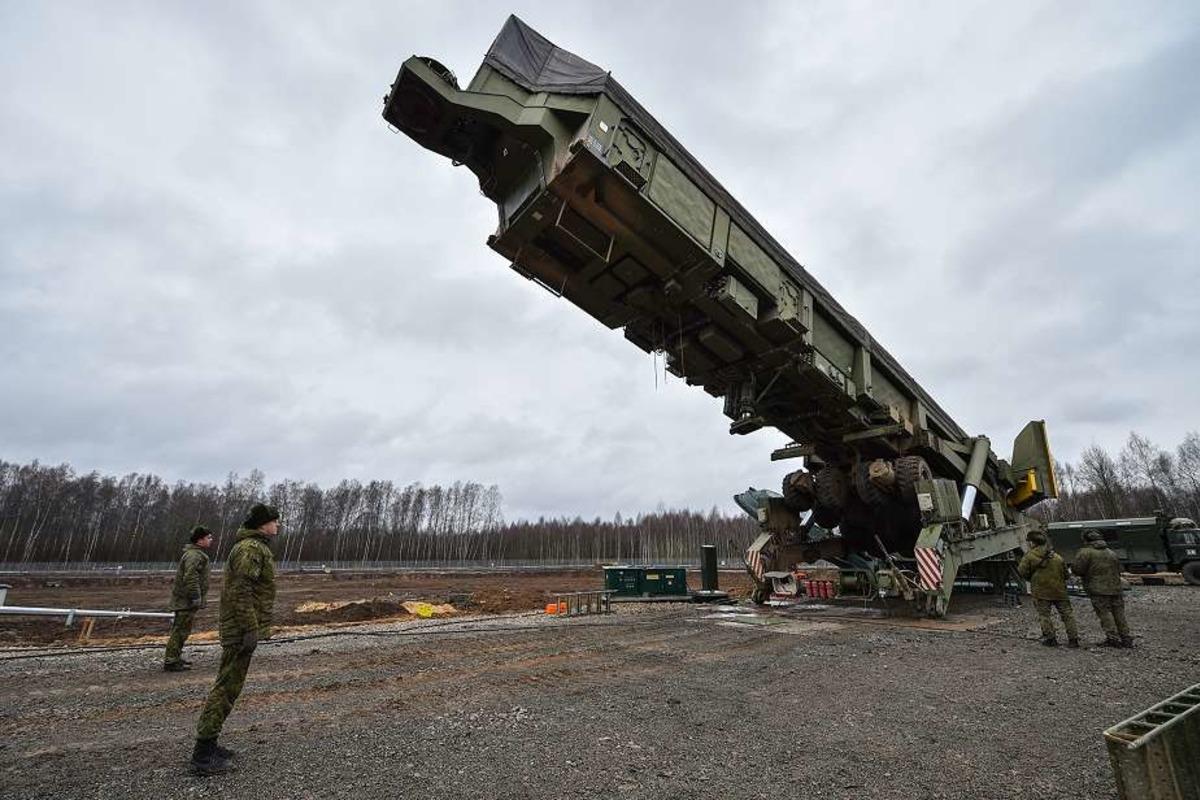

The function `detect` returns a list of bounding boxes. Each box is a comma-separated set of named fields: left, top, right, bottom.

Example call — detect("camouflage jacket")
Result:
left=218, top=528, right=277, bottom=647
left=1073, top=542, right=1123, bottom=596
left=168, top=544, right=210, bottom=611
left=1018, top=545, right=1069, bottom=601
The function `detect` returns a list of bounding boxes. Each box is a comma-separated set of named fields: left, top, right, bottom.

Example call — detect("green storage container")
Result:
left=604, top=565, right=689, bottom=597
left=642, top=567, right=688, bottom=596
left=604, top=566, right=643, bottom=597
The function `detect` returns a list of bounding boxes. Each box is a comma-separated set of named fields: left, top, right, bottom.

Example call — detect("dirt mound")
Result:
left=292, top=596, right=455, bottom=624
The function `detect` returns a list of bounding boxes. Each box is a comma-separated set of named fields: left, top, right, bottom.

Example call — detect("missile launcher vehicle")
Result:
left=382, top=16, right=1059, bottom=615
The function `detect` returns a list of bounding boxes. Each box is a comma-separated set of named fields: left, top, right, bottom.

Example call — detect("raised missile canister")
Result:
left=384, top=17, right=1058, bottom=614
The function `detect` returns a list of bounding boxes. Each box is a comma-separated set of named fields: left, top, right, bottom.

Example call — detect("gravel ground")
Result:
left=2, top=586, right=1198, bottom=800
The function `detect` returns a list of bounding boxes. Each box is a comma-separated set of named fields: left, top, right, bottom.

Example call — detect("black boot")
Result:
left=164, top=661, right=191, bottom=672
left=191, top=738, right=234, bottom=775
left=1067, top=638, right=1080, bottom=649
left=1099, top=637, right=1121, bottom=647
left=1039, top=635, right=1058, bottom=647
left=1120, top=635, right=1135, bottom=649
left=214, top=742, right=238, bottom=760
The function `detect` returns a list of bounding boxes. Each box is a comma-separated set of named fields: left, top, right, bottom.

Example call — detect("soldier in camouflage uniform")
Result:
left=163, top=526, right=213, bottom=671
left=1073, top=529, right=1133, bottom=648
left=1017, top=530, right=1079, bottom=648
left=190, top=504, right=279, bottom=776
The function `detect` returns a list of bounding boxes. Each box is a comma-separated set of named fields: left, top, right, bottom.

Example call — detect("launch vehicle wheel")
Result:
left=853, top=462, right=889, bottom=507
left=781, top=470, right=814, bottom=512
left=814, top=466, right=849, bottom=510
left=894, top=456, right=933, bottom=501
left=1183, top=561, right=1200, bottom=586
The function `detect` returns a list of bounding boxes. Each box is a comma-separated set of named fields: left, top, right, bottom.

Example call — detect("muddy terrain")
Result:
left=0, top=568, right=754, bottom=645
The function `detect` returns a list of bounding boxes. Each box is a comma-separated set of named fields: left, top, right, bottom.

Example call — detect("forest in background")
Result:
left=2, top=429, right=1196, bottom=566
left=1035, top=431, right=1200, bottom=523
left=0, top=461, right=757, bottom=565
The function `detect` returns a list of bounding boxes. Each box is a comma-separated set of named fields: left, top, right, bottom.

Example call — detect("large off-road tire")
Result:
left=781, top=470, right=814, bottom=512
left=853, top=461, right=889, bottom=507
left=1183, top=561, right=1200, bottom=587
left=812, top=466, right=849, bottom=530
left=894, top=455, right=933, bottom=501
left=814, top=466, right=849, bottom=510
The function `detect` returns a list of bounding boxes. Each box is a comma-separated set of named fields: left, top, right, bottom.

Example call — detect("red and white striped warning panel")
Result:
left=748, top=548, right=765, bottom=580
left=915, top=546, right=942, bottom=591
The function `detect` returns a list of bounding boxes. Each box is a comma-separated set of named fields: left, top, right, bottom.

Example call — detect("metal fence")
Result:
left=1105, top=682, right=1200, bottom=799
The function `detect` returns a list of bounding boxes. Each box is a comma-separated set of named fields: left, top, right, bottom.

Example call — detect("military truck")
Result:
left=382, top=16, right=1059, bottom=615
left=1047, top=513, right=1200, bottom=585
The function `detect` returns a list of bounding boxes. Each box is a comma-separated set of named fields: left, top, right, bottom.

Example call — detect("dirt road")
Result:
left=2, top=584, right=1198, bottom=799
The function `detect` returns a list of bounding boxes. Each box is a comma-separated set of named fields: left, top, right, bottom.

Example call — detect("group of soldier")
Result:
left=1017, top=528, right=1135, bottom=649
left=162, top=502, right=280, bottom=775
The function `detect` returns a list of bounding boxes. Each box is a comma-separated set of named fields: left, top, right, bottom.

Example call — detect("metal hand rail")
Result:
left=0, top=605, right=174, bottom=627
left=551, top=590, right=614, bottom=616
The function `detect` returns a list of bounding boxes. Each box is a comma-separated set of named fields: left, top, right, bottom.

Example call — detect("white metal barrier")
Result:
left=0, top=605, right=174, bottom=626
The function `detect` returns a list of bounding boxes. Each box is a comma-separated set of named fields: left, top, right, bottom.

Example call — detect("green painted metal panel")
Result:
left=812, top=310, right=854, bottom=375
left=728, top=224, right=783, bottom=296
left=641, top=567, right=688, bottom=596
left=646, top=156, right=714, bottom=248
left=606, top=120, right=655, bottom=188
left=872, top=368, right=910, bottom=422
left=604, top=565, right=687, bottom=596
left=604, top=566, right=642, bottom=596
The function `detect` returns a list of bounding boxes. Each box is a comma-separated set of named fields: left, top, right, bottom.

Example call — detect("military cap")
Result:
left=189, top=525, right=213, bottom=543
left=243, top=503, right=280, bottom=529
left=1082, top=529, right=1103, bottom=543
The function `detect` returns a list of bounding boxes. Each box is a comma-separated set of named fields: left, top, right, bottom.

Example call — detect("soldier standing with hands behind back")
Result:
left=1073, top=529, right=1134, bottom=648
left=190, top=503, right=280, bottom=775
left=164, top=526, right=212, bottom=672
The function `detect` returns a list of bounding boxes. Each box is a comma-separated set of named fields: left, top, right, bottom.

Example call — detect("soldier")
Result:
left=1073, top=529, right=1133, bottom=648
left=190, top=503, right=279, bottom=775
left=1017, top=530, right=1079, bottom=648
left=163, top=525, right=213, bottom=672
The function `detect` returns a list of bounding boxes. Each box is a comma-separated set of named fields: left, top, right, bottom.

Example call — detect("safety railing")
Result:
left=1104, top=681, right=1200, bottom=799
left=0, top=605, right=174, bottom=626
left=548, top=590, right=614, bottom=617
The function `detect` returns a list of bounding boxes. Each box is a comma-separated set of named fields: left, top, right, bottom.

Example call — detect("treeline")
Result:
left=0, top=460, right=758, bottom=565
left=1035, top=431, right=1200, bottom=523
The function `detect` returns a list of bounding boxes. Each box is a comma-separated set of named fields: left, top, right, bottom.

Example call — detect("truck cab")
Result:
left=1166, top=518, right=1200, bottom=585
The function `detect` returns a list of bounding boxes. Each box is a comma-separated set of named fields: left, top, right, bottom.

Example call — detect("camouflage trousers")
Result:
left=1089, top=594, right=1130, bottom=641
left=1034, top=598, right=1078, bottom=641
left=164, top=609, right=196, bottom=665
left=196, top=645, right=254, bottom=741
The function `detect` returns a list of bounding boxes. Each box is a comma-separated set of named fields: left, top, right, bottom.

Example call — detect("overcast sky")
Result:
left=2, top=1, right=1198, bottom=521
